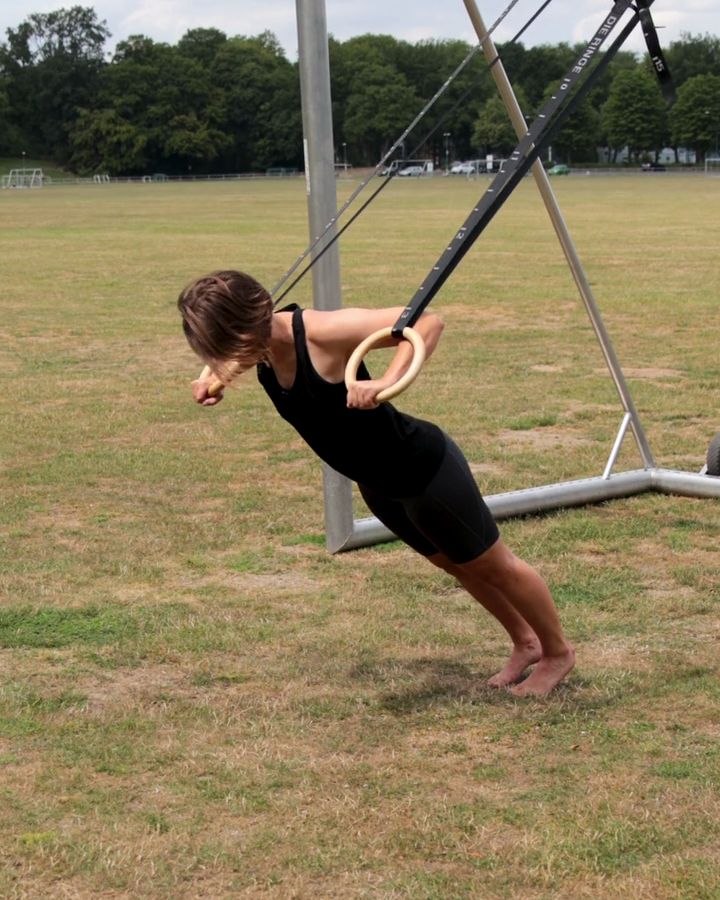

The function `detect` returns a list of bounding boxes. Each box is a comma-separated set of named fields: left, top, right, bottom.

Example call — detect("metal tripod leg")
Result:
left=462, top=0, right=655, bottom=470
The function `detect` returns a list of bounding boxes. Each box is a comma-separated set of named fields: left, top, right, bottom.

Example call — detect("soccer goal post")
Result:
left=704, top=157, right=720, bottom=175
left=1, top=168, right=44, bottom=189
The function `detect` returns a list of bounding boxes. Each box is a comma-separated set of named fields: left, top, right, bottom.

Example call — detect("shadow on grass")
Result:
left=350, top=656, right=584, bottom=714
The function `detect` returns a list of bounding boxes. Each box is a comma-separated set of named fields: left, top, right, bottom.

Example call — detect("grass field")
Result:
left=1, top=173, right=720, bottom=898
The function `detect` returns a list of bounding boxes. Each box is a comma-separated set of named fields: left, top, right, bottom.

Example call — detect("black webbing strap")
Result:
left=637, top=0, right=676, bottom=104
left=273, top=0, right=555, bottom=309
left=270, top=0, right=526, bottom=306
left=390, top=0, right=646, bottom=337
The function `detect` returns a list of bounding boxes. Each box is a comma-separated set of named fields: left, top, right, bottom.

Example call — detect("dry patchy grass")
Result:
left=0, top=175, right=719, bottom=897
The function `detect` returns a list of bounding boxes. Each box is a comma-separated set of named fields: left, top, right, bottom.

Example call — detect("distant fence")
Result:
left=1, top=166, right=710, bottom=190
left=29, top=171, right=306, bottom=187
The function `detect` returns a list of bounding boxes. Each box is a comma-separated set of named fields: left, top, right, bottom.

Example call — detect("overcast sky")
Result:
left=1, top=1, right=717, bottom=59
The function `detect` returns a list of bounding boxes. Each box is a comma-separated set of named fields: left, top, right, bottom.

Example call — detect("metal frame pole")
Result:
left=461, top=0, right=655, bottom=469
left=296, top=0, right=355, bottom=552
left=292, top=1, right=720, bottom=553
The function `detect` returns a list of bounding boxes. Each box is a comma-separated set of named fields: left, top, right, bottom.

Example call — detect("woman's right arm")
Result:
left=191, top=365, right=224, bottom=406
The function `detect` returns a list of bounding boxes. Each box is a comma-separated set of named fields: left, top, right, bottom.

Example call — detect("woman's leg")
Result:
left=432, top=540, right=574, bottom=696
left=359, top=467, right=574, bottom=696
left=428, top=550, right=542, bottom=688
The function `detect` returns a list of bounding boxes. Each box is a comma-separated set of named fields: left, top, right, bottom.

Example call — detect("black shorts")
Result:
left=358, top=436, right=500, bottom=564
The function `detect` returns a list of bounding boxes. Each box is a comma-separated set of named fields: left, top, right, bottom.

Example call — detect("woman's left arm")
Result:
left=307, top=306, right=444, bottom=408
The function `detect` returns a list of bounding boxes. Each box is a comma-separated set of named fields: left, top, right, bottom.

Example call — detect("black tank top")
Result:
left=257, top=306, right=446, bottom=496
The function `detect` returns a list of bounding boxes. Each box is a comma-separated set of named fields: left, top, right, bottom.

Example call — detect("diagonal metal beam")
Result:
left=461, top=0, right=655, bottom=470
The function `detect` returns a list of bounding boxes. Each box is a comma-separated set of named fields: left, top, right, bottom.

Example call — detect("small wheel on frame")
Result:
left=706, top=432, right=720, bottom=477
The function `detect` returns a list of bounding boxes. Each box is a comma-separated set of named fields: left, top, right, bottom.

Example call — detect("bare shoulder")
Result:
left=302, top=307, right=407, bottom=349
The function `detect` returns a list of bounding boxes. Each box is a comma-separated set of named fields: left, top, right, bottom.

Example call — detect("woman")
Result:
left=179, top=269, right=575, bottom=696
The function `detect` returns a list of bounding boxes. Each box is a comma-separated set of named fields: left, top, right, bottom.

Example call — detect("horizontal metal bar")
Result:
left=487, top=468, right=654, bottom=518
left=331, top=515, right=396, bottom=553
left=338, top=469, right=651, bottom=551
left=650, top=468, right=720, bottom=498
left=336, top=468, right=720, bottom=552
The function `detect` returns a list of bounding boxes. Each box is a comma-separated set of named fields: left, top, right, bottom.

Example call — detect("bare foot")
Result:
left=510, top=646, right=576, bottom=697
left=487, top=641, right=542, bottom=688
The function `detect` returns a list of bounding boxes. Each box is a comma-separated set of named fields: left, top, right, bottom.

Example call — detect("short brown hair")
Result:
left=178, top=270, right=273, bottom=379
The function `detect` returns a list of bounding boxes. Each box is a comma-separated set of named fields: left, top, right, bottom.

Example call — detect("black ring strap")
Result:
left=636, top=0, right=676, bottom=104
left=391, top=0, right=655, bottom=337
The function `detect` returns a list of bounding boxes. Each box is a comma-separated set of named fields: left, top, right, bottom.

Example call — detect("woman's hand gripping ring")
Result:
left=344, top=326, right=426, bottom=403
left=205, top=360, right=242, bottom=398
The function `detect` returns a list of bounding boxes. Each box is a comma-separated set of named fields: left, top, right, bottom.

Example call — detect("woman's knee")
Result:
left=427, top=552, right=460, bottom=576
left=454, top=539, right=519, bottom=587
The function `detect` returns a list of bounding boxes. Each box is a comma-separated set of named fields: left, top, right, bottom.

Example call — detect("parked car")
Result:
left=449, top=161, right=475, bottom=175
left=397, top=165, right=425, bottom=177
left=547, top=163, right=570, bottom=175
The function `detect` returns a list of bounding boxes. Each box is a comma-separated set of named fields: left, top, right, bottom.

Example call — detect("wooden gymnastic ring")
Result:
left=204, top=361, right=241, bottom=398
left=207, top=378, right=225, bottom=398
left=344, top=326, right=426, bottom=403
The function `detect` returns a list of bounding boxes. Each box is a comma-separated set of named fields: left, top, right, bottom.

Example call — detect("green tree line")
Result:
left=1, top=6, right=720, bottom=175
